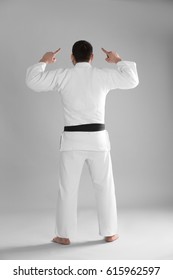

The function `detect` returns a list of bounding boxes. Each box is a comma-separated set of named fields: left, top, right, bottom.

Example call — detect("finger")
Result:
left=101, top=47, right=109, bottom=54
left=53, top=48, right=61, bottom=55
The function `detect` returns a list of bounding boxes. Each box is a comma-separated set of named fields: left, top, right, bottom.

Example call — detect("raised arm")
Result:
left=101, top=48, right=139, bottom=90
left=26, top=48, right=64, bottom=92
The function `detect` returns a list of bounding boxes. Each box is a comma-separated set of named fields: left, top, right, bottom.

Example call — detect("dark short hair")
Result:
left=72, top=40, right=93, bottom=62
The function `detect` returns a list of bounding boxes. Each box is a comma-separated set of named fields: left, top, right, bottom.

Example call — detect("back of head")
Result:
left=72, top=40, right=93, bottom=63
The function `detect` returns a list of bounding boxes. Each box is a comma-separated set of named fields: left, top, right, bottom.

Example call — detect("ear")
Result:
left=71, top=54, right=76, bottom=65
left=90, top=53, right=94, bottom=62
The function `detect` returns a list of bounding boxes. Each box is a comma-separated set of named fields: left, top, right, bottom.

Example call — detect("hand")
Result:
left=101, top=48, right=122, bottom=63
left=39, top=48, right=61, bottom=64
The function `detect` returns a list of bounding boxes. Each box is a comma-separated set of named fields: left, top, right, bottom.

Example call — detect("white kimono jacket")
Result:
left=26, top=61, right=139, bottom=151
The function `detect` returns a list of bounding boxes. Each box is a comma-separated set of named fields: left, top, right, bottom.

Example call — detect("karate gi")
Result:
left=26, top=60, right=139, bottom=238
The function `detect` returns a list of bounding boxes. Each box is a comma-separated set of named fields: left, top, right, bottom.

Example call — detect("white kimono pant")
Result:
left=55, top=150, right=117, bottom=238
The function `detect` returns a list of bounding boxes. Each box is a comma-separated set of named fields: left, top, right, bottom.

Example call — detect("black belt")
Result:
left=64, top=123, right=105, bottom=132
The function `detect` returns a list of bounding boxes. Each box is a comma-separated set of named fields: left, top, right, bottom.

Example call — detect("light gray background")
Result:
left=0, top=0, right=172, bottom=211
left=0, top=0, right=173, bottom=260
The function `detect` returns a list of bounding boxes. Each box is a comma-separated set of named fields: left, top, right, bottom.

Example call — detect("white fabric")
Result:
left=26, top=61, right=139, bottom=127
left=26, top=59, right=139, bottom=238
left=26, top=61, right=139, bottom=151
left=55, top=150, right=117, bottom=238
left=59, top=130, right=111, bottom=151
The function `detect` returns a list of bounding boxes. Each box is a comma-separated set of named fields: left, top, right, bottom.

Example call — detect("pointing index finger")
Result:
left=101, top=47, right=109, bottom=54
left=53, top=48, right=61, bottom=55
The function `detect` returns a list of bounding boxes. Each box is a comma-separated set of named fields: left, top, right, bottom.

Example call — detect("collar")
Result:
left=74, top=62, right=92, bottom=68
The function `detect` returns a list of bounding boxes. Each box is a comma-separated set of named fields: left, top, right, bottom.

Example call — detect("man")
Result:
left=26, top=40, right=139, bottom=245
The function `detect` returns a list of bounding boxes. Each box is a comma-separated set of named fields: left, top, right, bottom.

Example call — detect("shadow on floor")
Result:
left=0, top=239, right=106, bottom=260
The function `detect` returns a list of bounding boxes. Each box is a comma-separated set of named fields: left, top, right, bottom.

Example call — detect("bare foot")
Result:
left=52, top=236, right=70, bottom=245
left=105, top=234, right=119, bottom=242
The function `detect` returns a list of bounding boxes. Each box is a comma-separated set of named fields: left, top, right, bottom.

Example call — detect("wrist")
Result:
left=114, top=58, right=122, bottom=64
left=39, top=58, right=48, bottom=64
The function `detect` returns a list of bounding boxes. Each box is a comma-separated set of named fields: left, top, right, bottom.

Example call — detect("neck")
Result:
left=73, top=59, right=92, bottom=65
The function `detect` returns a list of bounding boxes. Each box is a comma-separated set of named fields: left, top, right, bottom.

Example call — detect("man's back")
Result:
left=26, top=60, right=138, bottom=126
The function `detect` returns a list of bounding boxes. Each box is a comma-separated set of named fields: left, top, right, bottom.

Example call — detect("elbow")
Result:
left=123, top=69, right=139, bottom=89
left=129, top=78, right=139, bottom=89
left=125, top=75, right=139, bottom=89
